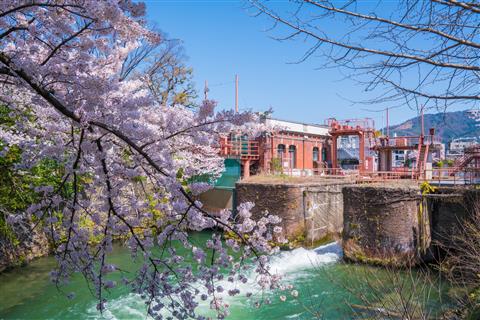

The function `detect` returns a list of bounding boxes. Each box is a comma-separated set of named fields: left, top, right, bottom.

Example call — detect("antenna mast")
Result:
left=204, top=80, right=209, bottom=100
left=235, top=74, right=239, bottom=113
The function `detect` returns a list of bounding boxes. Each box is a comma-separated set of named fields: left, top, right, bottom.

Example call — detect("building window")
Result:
left=277, top=144, right=286, bottom=160
left=313, top=147, right=319, bottom=162
left=289, top=145, right=297, bottom=168
left=322, top=147, right=328, bottom=162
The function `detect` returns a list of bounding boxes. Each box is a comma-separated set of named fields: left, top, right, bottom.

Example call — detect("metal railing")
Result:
left=350, top=167, right=480, bottom=185
left=220, top=138, right=259, bottom=160
left=258, top=164, right=480, bottom=186
left=312, top=167, right=360, bottom=176
left=373, top=135, right=442, bottom=148
left=424, top=167, right=480, bottom=186
left=327, top=118, right=375, bottom=131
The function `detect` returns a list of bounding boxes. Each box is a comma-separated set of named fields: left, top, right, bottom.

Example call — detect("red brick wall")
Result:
left=258, top=131, right=331, bottom=172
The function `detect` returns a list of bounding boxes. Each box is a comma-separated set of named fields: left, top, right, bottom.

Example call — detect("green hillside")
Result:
left=387, top=110, right=480, bottom=143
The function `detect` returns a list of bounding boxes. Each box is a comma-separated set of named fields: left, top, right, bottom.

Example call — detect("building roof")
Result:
left=264, top=117, right=330, bottom=136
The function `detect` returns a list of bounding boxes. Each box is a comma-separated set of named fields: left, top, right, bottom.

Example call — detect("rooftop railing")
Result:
left=327, top=118, right=375, bottom=131
left=220, top=138, right=259, bottom=160
left=373, top=135, right=442, bottom=148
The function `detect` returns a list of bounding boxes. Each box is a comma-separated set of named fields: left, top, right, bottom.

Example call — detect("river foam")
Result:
left=90, top=242, right=342, bottom=319
left=85, top=293, right=147, bottom=319
left=269, top=242, right=341, bottom=276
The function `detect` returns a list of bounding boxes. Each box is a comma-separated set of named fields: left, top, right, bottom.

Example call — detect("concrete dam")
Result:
left=235, top=177, right=480, bottom=266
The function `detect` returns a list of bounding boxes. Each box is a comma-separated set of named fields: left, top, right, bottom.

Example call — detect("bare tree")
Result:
left=436, top=201, right=480, bottom=319
left=249, top=0, right=480, bottom=112
left=121, top=32, right=197, bottom=107
left=288, top=263, right=449, bottom=320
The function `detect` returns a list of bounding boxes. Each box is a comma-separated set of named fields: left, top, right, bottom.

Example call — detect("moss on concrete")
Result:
left=343, top=238, right=416, bottom=267
left=307, top=233, right=337, bottom=248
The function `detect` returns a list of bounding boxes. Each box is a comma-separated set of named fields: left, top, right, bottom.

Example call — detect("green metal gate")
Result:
left=215, top=158, right=241, bottom=189
left=214, top=159, right=241, bottom=212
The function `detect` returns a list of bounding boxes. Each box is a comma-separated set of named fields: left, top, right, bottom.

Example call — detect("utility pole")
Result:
left=361, top=106, right=400, bottom=137
left=204, top=80, right=209, bottom=100
left=235, top=74, right=239, bottom=113
left=421, top=106, right=425, bottom=137
left=386, top=107, right=389, bottom=138
left=420, top=105, right=425, bottom=145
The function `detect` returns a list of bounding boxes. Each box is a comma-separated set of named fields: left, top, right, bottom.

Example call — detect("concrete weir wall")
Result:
left=235, top=180, right=349, bottom=244
left=303, top=184, right=344, bottom=243
left=342, top=185, right=422, bottom=266
left=236, top=178, right=479, bottom=266
left=342, top=185, right=480, bottom=266
left=424, top=188, right=480, bottom=261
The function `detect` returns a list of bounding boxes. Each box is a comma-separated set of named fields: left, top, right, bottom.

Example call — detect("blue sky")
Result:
left=144, top=0, right=466, bottom=128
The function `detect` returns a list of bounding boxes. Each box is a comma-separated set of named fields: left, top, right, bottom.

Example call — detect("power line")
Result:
left=209, top=80, right=235, bottom=87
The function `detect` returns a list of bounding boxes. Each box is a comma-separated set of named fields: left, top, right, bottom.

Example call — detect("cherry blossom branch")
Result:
left=40, top=21, right=93, bottom=66
left=0, top=51, right=271, bottom=260
left=62, top=128, right=84, bottom=260
left=0, top=3, right=283, bottom=317
left=0, top=3, right=85, bottom=19
left=0, top=52, right=171, bottom=177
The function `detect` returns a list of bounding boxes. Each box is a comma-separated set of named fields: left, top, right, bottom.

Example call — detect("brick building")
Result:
left=221, top=118, right=332, bottom=178
left=258, top=118, right=332, bottom=176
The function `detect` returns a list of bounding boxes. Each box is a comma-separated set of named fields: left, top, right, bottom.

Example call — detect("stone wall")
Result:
left=0, top=215, right=50, bottom=272
left=342, top=184, right=480, bottom=266
left=424, top=188, right=480, bottom=261
left=342, top=185, right=422, bottom=266
left=236, top=183, right=305, bottom=240
left=235, top=180, right=348, bottom=244
left=198, top=188, right=233, bottom=214
left=237, top=179, right=480, bottom=266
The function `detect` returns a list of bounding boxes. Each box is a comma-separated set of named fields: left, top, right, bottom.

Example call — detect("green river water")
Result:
left=0, top=232, right=451, bottom=319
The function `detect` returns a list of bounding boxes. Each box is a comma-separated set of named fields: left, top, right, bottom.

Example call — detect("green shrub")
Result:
left=0, top=105, right=74, bottom=244
left=270, top=158, right=283, bottom=174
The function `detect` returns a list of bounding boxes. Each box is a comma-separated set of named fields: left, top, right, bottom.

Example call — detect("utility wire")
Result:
left=209, top=80, right=235, bottom=87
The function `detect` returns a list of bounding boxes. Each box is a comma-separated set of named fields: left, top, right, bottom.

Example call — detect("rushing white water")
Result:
left=268, top=242, right=342, bottom=276
left=85, top=293, right=147, bottom=319
left=88, top=242, right=342, bottom=320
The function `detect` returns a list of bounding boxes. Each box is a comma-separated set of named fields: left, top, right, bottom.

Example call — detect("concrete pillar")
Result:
left=425, top=162, right=432, bottom=180
left=243, top=159, right=250, bottom=178
left=378, top=149, right=392, bottom=172
left=331, top=135, right=338, bottom=174
left=359, top=133, right=365, bottom=173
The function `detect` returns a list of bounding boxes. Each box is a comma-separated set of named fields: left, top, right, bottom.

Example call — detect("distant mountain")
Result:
left=387, top=110, right=480, bottom=143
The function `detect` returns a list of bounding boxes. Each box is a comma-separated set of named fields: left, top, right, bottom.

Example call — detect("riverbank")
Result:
left=0, top=214, right=50, bottom=272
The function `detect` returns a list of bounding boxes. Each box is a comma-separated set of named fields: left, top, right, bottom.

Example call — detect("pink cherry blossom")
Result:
left=0, top=1, right=283, bottom=318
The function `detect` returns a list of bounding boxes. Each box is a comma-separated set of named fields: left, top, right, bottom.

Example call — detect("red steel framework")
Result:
left=327, top=118, right=375, bottom=174
left=372, top=134, right=442, bottom=179
left=219, top=137, right=259, bottom=160
left=219, top=136, right=259, bottom=178
left=218, top=118, right=479, bottom=184
left=450, top=145, right=480, bottom=176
